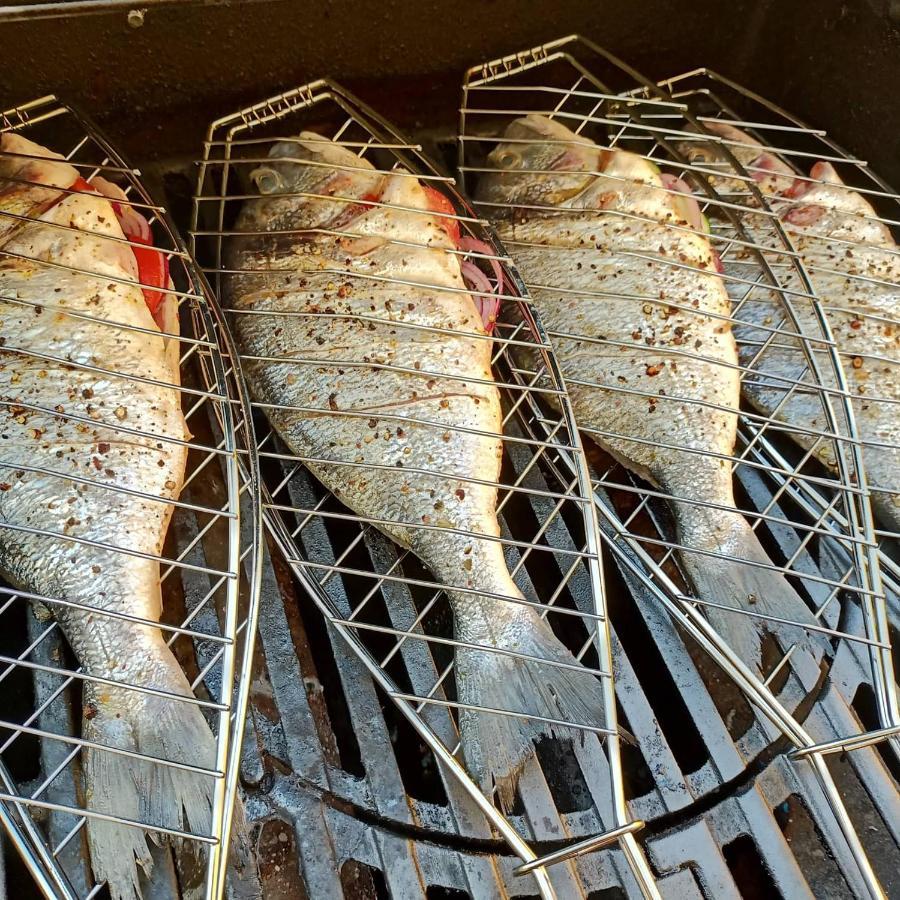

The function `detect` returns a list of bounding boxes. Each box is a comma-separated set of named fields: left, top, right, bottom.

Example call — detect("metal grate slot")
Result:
left=722, top=835, right=782, bottom=899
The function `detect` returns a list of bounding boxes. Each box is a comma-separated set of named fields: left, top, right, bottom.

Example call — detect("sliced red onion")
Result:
left=477, top=295, right=502, bottom=331
left=115, top=204, right=153, bottom=243
left=782, top=175, right=814, bottom=199
left=748, top=152, right=782, bottom=183
left=783, top=204, right=825, bottom=226
left=90, top=175, right=153, bottom=242
left=660, top=172, right=691, bottom=195
left=458, top=236, right=506, bottom=333
left=458, top=236, right=504, bottom=287
left=460, top=258, right=492, bottom=294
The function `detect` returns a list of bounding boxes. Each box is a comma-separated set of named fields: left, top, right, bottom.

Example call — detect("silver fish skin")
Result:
left=226, top=132, right=605, bottom=809
left=477, top=114, right=821, bottom=670
left=0, top=133, right=215, bottom=900
left=685, top=123, right=900, bottom=534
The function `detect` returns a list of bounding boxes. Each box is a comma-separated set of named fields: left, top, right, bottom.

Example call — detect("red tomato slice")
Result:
left=129, top=236, right=169, bottom=319
left=421, top=184, right=460, bottom=245
left=69, top=177, right=95, bottom=194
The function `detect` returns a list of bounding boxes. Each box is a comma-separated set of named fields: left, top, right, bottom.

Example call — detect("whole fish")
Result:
left=680, top=124, right=900, bottom=534
left=225, top=133, right=605, bottom=808
left=0, top=133, right=215, bottom=900
left=476, top=114, right=820, bottom=671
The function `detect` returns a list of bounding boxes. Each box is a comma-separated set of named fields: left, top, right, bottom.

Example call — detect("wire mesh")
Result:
left=190, top=79, right=658, bottom=896
left=459, top=35, right=896, bottom=899
left=0, top=96, right=262, bottom=900
left=646, top=67, right=900, bottom=757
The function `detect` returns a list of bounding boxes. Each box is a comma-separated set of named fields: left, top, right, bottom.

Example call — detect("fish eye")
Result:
left=250, top=166, right=283, bottom=195
left=493, top=149, right=521, bottom=169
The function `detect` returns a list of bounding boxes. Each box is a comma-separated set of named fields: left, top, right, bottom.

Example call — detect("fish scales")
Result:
left=506, top=220, right=740, bottom=537
left=681, top=123, right=900, bottom=532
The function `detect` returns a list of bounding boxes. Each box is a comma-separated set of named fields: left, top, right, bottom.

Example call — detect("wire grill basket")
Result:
left=191, top=79, right=659, bottom=896
left=459, top=35, right=897, bottom=898
left=647, top=67, right=900, bottom=748
left=0, top=96, right=262, bottom=900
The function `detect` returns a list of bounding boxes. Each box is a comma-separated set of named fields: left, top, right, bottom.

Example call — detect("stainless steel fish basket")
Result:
left=647, top=67, right=900, bottom=748
left=190, top=79, right=660, bottom=896
left=632, top=70, right=900, bottom=752
left=0, top=96, right=263, bottom=899
left=460, top=35, right=897, bottom=898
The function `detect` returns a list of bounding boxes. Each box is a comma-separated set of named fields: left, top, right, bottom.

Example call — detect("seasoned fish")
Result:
left=226, top=133, right=605, bottom=808
left=0, top=134, right=214, bottom=900
left=476, top=114, right=820, bottom=670
left=681, top=124, right=900, bottom=533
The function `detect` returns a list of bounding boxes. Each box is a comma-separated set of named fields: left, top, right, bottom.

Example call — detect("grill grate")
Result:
left=0, top=96, right=262, bottom=900
left=231, top=427, right=900, bottom=898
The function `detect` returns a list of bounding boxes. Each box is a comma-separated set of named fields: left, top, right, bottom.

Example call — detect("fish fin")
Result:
left=455, top=605, right=605, bottom=812
left=678, top=515, right=827, bottom=674
left=82, top=677, right=217, bottom=900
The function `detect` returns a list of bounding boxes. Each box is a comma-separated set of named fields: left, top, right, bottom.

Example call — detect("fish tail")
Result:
left=677, top=511, right=826, bottom=673
left=454, top=602, right=605, bottom=812
left=81, top=649, right=236, bottom=900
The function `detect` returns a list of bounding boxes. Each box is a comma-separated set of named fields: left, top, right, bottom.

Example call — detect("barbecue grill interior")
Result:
left=2, top=3, right=900, bottom=899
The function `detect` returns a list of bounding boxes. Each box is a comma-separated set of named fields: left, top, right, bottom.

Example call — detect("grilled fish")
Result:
left=680, top=123, right=900, bottom=534
left=225, top=133, right=605, bottom=808
left=476, top=114, right=820, bottom=670
left=0, top=133, right=214, bottom=900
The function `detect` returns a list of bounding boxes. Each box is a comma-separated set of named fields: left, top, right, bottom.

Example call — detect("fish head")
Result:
left=476, top=114, right=605, bottom=211
left=677, top=122, right=795, bottom=197
left=249, top=131, right=381, bottom=199
left=240, top=131, right=384, bottom=233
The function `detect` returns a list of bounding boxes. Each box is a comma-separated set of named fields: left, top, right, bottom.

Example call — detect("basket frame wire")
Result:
left=649, top=66, right=900, bottom=759
left=0, top=94, right=263, bottom=900
left=191, top=78, right=660, bottom=898
left=459, top=35, right=894, bottom=899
